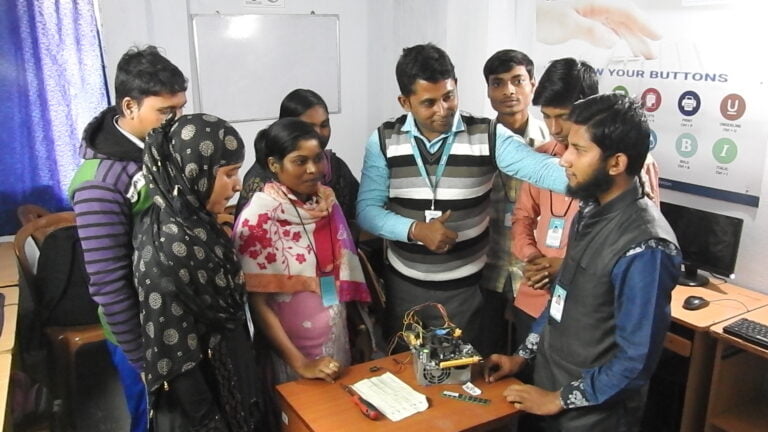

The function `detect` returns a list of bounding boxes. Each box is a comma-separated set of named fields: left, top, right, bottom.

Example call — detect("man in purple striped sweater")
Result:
left=68, top=45, right=187, bottom=432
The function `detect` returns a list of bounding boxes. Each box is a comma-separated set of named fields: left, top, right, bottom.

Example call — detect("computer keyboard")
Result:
left=723, top=318, right=768, bottom=350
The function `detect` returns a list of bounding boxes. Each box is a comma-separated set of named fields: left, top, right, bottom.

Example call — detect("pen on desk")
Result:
left=341, top=384, right=381, bottom=420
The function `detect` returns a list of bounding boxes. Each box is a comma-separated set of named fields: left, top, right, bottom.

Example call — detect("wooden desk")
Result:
left=705, top=306, right=768, bottom=432
left=277, top=353, right=521, bottom=431
left=0, top=242, right=18, bottom=288
left=0, top=286, right=19, bottom=307
left=666, top=282, right=768, bottom=432
left=0, top=286, right=18, bottom=432
left=0, top=303, right=18, bottom=354
left=0, top=286, right=20, bottom=355
left=0, top=353, right=11, bottom=431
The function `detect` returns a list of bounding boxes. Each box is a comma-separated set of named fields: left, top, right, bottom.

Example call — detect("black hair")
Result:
left=279, top=89, right=328, bottom=119
left=568, top=93, right=649, bottom=176
left=395, top=43, right=456, bottom=96
left=254, top=118, right=320, bottom=170
left=532, top=58, right=598, bottom=107
left=482, top=49, right=534, bottom=83
left=114, top=45, right=187, bottom=116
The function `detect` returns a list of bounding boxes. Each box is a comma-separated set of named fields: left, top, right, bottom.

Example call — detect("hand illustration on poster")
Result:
left=537, top=0, right=661, bottom=59
left=534, top=0, right=767, bottom=207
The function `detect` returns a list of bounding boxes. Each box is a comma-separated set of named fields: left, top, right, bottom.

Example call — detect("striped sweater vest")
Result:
left=68, top=158, right=151, bottom=351
left=379, top=114, right=497, bottom=284
left=68, top=159, right=152, bottom=217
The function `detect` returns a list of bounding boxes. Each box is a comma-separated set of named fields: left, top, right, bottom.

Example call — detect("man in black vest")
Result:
left=484, top=93, right=681, bottom=431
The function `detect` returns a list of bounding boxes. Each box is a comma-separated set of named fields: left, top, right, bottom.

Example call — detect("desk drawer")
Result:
left=664, top=332, right=692, bottom=357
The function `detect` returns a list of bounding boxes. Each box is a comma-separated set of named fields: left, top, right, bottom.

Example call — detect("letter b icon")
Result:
left=680, top=138, right=693, bottom=152
left=676, top=133, right=697, bottom=158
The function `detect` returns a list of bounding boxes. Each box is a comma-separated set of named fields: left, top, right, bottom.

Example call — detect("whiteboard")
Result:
left=191, top=14, right=340, bottom=123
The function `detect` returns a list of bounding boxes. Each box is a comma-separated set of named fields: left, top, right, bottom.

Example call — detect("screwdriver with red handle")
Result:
left=341, top=384, right=381, bottom=420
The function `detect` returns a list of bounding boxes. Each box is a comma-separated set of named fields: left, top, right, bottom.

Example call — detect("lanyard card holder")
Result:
left=320, top=274, right=339, bottom=306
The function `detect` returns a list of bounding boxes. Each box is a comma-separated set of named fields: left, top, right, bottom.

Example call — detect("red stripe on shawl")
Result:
left=244, top=273, right=319, bottom=294
left=243, top=272, right=369, bottom=303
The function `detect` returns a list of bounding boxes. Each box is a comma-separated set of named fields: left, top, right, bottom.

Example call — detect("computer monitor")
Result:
left=659, top=202, right=744, bottom=287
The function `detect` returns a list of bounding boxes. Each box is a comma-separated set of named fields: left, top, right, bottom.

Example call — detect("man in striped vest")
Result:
left=69, top=46, right=187, bottom=432
left=356, top=43, right=567, bottom=350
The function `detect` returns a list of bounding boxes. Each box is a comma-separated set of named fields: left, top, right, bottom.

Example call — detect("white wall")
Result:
left=96, top=0, right=370, bottom=184
left=365, top=0, right=538, bottom=126
left=95, top=0, right=768, bottom=294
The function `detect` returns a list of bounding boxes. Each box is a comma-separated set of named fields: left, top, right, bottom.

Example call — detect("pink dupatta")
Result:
left=234, top=182, right=370, bottom=303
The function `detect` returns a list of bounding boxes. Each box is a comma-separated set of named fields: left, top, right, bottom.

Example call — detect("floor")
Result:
left=12, top=262, right=131, bottom=431
left=72, top=342, right=130, bottom=431
left=17, top=341, right=130, bottom=432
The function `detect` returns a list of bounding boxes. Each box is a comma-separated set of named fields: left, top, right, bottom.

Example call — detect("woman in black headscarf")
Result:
left=133, top=113, right=268, bottom=431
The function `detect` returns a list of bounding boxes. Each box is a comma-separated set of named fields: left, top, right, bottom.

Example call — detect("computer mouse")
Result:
left=683, top=295, right=710, bottom=311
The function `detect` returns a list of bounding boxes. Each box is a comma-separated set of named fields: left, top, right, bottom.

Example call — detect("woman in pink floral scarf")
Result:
left=233, top=118, right=370, bottom=384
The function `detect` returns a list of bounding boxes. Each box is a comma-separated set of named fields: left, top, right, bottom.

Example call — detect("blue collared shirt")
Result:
left=356, top=112, right=567, bottom=241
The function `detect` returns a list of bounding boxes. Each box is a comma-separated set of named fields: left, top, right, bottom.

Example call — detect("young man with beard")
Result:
left=484, top=93, right=681, bottom=431
left=69, top=46, right=187, bottom=431
left=513, top=58, right=662, bottom=351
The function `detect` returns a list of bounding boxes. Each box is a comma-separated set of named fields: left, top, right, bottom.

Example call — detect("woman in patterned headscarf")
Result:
left=133, top=114, right=266, bottom=431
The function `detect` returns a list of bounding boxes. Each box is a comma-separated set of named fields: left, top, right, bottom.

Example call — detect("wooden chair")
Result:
left=16, top=204, right=51, bottom=235
left=13, top=211, right=105, bottom=426
left=354, top=247, right=389, bottom=359
left=357, top=247, right=385, bottom=313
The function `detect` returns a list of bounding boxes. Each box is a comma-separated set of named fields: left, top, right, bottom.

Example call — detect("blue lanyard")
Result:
left=410, top=133, right=455, bottom=210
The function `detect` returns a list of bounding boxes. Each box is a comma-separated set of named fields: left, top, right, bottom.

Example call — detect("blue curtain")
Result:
left=0, top=0, right=108, bottom=235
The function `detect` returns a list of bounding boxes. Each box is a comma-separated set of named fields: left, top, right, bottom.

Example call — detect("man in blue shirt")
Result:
left=356, top=43, right=566, bottom=349
left=484, top=93, right=681, bottom=431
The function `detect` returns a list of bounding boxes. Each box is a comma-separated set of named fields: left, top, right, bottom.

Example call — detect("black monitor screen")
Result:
left=660, top=201, right=743, bottom=285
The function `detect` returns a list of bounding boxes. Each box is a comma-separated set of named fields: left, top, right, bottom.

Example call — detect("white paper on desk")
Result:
left=352, top=372, right=428, bottom=421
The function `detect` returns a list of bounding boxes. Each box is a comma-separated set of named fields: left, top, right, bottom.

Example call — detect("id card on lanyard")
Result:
left=545, top=217, right=565, bottom=248
left=284, top=192, right=340, bottom=307
left=504, top=201, right=514, bottom=227
left=320, top=274, right=339, bottom=306
left=550, top=284, right=567, bottom=322
left=317, top=223, right=338, bottom=307
left=546, top=191, right=574, bottom=249
left=411, top=135, right=455, bottom=221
